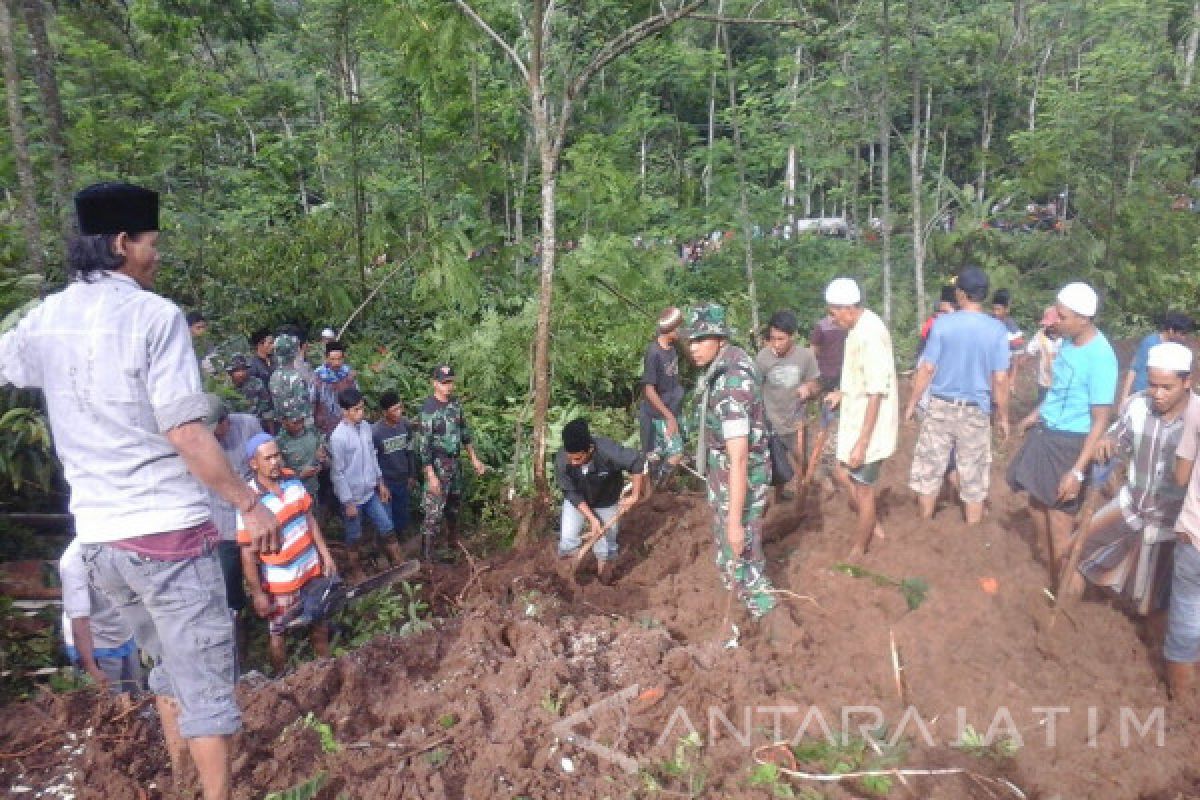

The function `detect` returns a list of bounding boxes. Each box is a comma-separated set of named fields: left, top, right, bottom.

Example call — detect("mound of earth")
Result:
left=5, top=378, right=1200, bottom=799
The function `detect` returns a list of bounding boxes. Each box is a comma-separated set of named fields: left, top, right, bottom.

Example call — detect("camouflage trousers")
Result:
left=707, top=476, right=776, bottom=618
left=421, top=457, right=463, bottom=542
left=908, top=397, right=991, bottom=503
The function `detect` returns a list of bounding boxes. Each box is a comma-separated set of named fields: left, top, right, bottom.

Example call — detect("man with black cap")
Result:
left=554, top=419, right=646, bottom=583
left=904, top=267, right=1011, bottom=525
left=418, top=365, right=487, bottom=560
left=0, top=183, right=280, bottom=800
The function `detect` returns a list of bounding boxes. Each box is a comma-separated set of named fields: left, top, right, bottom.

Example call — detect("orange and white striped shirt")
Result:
left=236, top=473, right=321, bottom=595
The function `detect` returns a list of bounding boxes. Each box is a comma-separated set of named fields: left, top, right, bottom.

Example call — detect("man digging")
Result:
left=554, top=418, right=646, bottom=584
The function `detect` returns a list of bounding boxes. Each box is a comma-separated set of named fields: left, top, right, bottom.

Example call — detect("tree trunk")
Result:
left=909, top=0, right=925, bottom=327
left=19, top=0, right=70, bottom=241
left=721, top=22, right=761, bottom=344
left=978, top=85, right=993, bottom=210
left=704, top=0, right=724, bottom=209
left=0, top=0, right=45, bottom=282
left=879, top=0, right=893, bottom=324
left=1184, top=0, right=1199, bottom=88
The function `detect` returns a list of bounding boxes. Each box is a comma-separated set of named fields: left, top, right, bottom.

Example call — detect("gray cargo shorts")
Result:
left=82, top=543, right=241, bottom=738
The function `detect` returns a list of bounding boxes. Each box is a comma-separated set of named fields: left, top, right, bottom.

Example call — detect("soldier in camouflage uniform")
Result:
left=684, top=304, right=777, bottom=619
left=418, top=365, right=487, bottom=561
left=276, top=410, right=328, bottom=500
left=226, top=353, right=275, bottom=432
left=269, top=333, right=314, bottom=426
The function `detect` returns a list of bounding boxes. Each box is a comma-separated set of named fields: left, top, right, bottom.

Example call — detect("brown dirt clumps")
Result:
left=5, top=382, right=1200, bottom=798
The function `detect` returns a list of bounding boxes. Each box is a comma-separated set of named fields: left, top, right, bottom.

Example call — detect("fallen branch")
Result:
left=765, top=589, right=824, bottom=611
left=344, top=733, right=452, bottom=757
left=455, top=542, right=490, bottom=604
left=751, top=742, right=1027, bottom=798
left=0, top=732, right=62, bottom=760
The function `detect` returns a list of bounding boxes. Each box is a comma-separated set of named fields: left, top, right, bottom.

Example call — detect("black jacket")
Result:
left=554, top=436, right=645, bottom=509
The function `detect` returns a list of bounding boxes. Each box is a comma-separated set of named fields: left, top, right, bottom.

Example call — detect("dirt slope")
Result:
left=5, top=386, right=1200, bottom=799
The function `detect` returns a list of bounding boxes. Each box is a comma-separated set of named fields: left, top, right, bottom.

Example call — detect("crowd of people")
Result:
left=4, top=181, right=1200, bottom=799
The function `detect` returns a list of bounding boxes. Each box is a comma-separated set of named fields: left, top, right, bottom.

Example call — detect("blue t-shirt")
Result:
left=1129, top=332, right=1161, bottom=393
left=920, top=311, right=1011, bottom=413
left=1040, top=331, right=1119, bottom=434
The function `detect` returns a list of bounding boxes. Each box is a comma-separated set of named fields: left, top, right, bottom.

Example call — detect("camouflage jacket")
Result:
left=270, top=365, right=314, bottom=422
left=236, top=375, right=274, bottom=422
left=696, top=344, right=770, bottom=486
left=418, top=396, right=472, bottom=469
left=276, top=424, right=327, bottom=495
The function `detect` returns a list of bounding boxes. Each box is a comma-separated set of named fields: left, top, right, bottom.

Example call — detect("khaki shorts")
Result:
left=82, top=544, right=240, bottom=738
left=908, top=396, right=992, bottom=503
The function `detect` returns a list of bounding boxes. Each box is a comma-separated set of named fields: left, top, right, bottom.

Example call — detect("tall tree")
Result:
left=0, top=0, right=44, bottom=281
left=452, top=0, right=704, bottom=534
left=19, top=0, right=71, bottom=240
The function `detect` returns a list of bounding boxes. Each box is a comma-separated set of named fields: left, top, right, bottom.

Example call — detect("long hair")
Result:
left=66, top=234, right=124, bottom=281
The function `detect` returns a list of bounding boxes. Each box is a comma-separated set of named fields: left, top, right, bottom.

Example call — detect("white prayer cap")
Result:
left=1056, top=282, right=1098, bottom=317
left=1147, top=342, right=1193, bottom=373
left=825, top=277, right=862, bottom=306
left=321, top=327, right=336, bottom=339
left=657, top=306, right=683, bottom=333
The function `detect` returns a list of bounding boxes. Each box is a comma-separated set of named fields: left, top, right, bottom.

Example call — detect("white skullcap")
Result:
left=825, top=277, right=862, bottom=306
left=657, top=306, right=683, bottom=333
left=1147, top=342, right=1193, bottom=373
left=1057, top=282, right=1098, bottom=318
left=321, top=327, right=336, bottom=339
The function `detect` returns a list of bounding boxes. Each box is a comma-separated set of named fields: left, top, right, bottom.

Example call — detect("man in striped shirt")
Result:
left=238, top=433, right=336, bottom=675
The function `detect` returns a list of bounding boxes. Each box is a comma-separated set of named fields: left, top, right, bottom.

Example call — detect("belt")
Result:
left=932, top=394, right=979, bottom=409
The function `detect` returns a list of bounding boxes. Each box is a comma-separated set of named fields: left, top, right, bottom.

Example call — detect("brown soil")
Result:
left=5, top=375, right=1200, bottom=799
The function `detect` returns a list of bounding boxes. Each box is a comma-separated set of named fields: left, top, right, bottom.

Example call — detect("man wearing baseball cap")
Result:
left=418, top=365, right=487, bottom=561
left=0, top=183, right=280, bottom=800
left=684, top=303, right=779, bottom=623
left=823, top=278, right=898, bottom=558
left=1009, top=281, right=1118, bottom=586
left=904, top=266, right=1010, bottom=525
left=1066, top=342, right=1192, bottom=619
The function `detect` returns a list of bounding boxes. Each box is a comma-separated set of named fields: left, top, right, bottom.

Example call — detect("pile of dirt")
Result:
left=5, top=379, right=1200, bottom=798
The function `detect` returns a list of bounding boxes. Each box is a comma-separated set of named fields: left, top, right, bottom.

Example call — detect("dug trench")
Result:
left=5, top=379, right=1200, bottom=799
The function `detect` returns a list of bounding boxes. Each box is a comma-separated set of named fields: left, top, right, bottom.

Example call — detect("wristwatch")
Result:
left=1070, top=468, right=1085, bottom=483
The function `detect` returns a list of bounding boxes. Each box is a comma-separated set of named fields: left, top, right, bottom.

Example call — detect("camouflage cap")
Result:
left=225, top=353, right=249, bottom=372
left=683, top=303, right=731, bottom=340
left=274, top=333, right=299, bottom=360
left=277, top=395, right=310, bottom=421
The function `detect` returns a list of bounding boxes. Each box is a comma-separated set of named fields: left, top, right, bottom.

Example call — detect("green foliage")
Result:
left=954, top=724, right=1021, bottom=760
left=642, top=732, right=707, bottom=797
left=540, top=689, right=565, bottom=717
left=332, top=581, right=431, bottom=653
left=263, top=771, right=327, bottom=800
left=0, top=392, right=57, bottom=495
left=792, top=730, right=909, bottom=797
left=833, top=563, right=930, bottom=611
left=0, top=596, right=63, bottom=702
left=301, top=711, right=340, bottom=754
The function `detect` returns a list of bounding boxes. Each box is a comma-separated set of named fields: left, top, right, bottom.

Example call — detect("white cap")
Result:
left=1057, top=282, right=1098, bottom=317
left=321, top=327, right=336, bottom=339
left=825, top=278, right=862, bottom=306
left=1147, top=342, right=1193, bottom=373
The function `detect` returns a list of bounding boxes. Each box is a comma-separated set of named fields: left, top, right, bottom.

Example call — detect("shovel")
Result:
left=572, top=482, right=635, bottom=577
left=1055, top=462, right=1112, bottom=603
